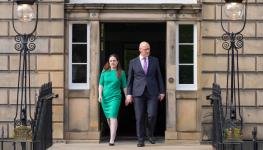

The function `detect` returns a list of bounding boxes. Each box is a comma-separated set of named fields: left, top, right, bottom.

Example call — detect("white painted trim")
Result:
left=70, top=0, right=197, bottom=4
left=176, top=23, right=197, bottom=91
left=68, top=23, right=90, bottom=90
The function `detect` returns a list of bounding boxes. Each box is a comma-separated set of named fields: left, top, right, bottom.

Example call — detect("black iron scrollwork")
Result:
left=28, top=43, right=36, bottom=51
left=235, top=34, right=243, bottom=49
left=28, top=35, right=36, bottom=51
left=14, top=34, right=36, bottom=52
left=222, top=33, right=244, bottom=51
left=14, top=35, right=23, bottom=51
left=14, top=120, right=32, bottom=127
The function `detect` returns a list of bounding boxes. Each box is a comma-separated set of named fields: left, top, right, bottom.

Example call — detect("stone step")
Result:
left=48, top=141, right=212, bottom=150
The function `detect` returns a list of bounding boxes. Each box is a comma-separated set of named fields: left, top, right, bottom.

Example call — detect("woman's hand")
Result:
left=98, top=96, right=102, bottom=103
left=125, top=95, right=133, bottom=106
left=98, top=85, right=103, bottom=103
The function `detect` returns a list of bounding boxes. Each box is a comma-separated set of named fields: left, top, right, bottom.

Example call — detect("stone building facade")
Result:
left=0, top=0, right=65, bottom=140
left=201, top=0, right=263, bottom=140
left=0, top=0, right=262, bottom=144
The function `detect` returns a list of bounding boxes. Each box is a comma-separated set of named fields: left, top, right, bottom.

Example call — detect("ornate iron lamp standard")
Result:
left=11, top=0, right=39, bottom=148
left=220, top=0, right=247, bottom=142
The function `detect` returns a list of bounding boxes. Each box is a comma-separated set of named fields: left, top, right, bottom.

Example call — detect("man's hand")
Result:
left=125, top=95, right=133, bottom=106
left=159, top=94, right=165, bottom=101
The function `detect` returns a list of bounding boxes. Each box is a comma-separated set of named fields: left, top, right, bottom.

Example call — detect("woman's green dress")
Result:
left=99, top=70, right=127, bottom=118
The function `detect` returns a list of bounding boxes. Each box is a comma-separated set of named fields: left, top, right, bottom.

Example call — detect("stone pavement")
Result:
left=48, top=141, right=212, bottom=150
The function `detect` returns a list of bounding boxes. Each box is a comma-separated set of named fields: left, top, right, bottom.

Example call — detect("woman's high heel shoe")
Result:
left=109, top=143, right=115, bottom=146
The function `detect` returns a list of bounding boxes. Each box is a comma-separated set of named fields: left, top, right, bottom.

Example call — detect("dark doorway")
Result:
left=99, top=23, right=166, bottom=140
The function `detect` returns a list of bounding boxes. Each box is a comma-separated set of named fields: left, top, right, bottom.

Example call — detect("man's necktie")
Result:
left=143, top=57, right=147, bottom=75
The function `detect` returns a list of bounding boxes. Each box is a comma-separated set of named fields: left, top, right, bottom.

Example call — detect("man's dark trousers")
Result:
left=133, top=86, right=158, bottom=143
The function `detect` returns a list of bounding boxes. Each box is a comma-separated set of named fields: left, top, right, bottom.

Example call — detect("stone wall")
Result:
left=63, top=10, right=101, bottom=141
left=201, top=0, right=263, bottom=140
left=1, top=0, right=262, bottom=143
left=0, top=0, right=64, bottom=140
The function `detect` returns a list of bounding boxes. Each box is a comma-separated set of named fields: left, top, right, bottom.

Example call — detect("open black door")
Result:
left=99, top=23, right=166, bottom=140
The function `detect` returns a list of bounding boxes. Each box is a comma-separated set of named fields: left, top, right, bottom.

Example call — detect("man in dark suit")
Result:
left=126, top=41, right=165, bottom=147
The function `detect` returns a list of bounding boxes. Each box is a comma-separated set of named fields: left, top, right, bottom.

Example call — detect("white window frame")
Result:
left=176, top=23, right=197, bottom=91
left=70, top=0, right=197, bottom=4
left=69, top=23, right=90, bottom=90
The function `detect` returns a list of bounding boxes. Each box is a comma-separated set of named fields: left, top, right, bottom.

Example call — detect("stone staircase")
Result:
left=48, top=141, right=212, bottom=150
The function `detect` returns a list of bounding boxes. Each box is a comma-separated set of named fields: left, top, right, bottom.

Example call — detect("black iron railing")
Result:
left=207, top=83, right=261, bottom=150
left=207, top=83, right=224, bottom=149
left=0, top=82, right=57, bottom=150
left=33, top=82, right=58, bottom=150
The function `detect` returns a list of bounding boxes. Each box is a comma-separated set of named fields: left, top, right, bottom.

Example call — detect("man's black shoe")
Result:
left=137, top=142, right=145, bottom=147
left=148, top=137, right=155, bottom=144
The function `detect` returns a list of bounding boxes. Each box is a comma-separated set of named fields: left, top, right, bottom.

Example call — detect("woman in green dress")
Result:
left=98, top=54, right=127, bottom=146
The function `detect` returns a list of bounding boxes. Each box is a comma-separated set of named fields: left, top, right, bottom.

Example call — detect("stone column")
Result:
left=165, top=21, right=178, bottom=142
left=88, top=21, right=100, bottom=139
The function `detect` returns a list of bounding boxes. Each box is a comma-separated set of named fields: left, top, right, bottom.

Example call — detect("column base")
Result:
left=65, top=131, right=100, bottom=141
left=165, top=131, right=201, bottom=144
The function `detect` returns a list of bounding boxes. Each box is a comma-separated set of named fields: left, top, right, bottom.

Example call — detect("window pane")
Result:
left=72, top=24, right=87, bottom=42
left=72, top=44, right=87, bottom=63
left=179, top=65, right=193, bottom=84
left=72, top=65, right=87, bottom=83
left=179, top=45, right=193, bottom=63
left=179, top=25, right=193, bottom=43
